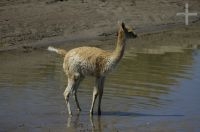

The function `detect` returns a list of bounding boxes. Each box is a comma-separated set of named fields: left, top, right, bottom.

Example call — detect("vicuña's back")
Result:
left=48, top=22, right=137, bottom=116
left=63, top=46, right=114, bottom=77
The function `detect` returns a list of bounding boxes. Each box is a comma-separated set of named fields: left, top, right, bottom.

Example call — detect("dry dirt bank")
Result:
left=0, top=0, right=200, bottom=51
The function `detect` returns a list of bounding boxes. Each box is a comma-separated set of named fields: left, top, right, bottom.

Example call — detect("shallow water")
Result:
left=0, top=42, right=200, bottom=131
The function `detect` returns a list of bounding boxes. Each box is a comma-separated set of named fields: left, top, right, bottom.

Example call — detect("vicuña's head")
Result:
left=117, top=21, right=137, bottom=41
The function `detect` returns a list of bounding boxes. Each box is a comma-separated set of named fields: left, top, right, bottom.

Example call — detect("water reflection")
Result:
left=90, top=116, right=102, bottom=131
left=66, top=114, right=103, bottom=132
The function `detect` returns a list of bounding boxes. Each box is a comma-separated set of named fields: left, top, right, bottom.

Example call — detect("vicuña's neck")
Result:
left=111, top=34, right=126, bottom=63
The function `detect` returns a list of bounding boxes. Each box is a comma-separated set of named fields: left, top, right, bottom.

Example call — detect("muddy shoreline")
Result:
left=1, top=22, right=200, bottom=53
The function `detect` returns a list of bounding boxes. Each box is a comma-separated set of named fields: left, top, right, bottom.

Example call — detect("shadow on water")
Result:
left=93, top=111, right=184, bottom=117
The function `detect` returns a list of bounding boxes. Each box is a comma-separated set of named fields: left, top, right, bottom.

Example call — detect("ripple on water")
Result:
left=98, top=50, right=196, bottom=110
left=0, top=48, right=199, bottom=130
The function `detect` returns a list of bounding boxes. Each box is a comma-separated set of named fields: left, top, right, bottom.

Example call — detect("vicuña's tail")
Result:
left=47, top=46, right=67, bottom=57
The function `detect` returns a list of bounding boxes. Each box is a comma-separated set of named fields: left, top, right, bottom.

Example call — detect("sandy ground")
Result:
left=0, top=0, right=200, bottom=51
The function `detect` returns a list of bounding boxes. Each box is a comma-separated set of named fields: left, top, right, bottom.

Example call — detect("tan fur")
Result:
left=48, top=22, right=137, bottom=115
left=63, top=47, right=113, bottom=77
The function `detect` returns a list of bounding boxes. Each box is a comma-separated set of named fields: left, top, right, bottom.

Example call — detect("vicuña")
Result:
left=48, top=22, right=137, bottom=116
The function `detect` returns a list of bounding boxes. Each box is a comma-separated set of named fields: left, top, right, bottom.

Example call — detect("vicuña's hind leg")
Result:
left=72, top=77, right=84, bottom=111
left=64, top=77, right=75, bottom=115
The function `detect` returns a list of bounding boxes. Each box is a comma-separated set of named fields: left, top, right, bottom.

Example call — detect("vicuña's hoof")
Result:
left=90, top=111, right=94, bottom=116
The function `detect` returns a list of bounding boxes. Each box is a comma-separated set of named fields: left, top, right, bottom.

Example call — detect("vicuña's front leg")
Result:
left=90, top=78, right=99, bottom=115
left=98, top=77, right=105, bottom=115
left=90, top=76, right=105, bottom=115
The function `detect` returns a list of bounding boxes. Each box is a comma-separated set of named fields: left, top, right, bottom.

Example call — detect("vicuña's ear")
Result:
left=121, top=22, right=126, bottom=30
left=117, top=21, right=122, bottom=27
